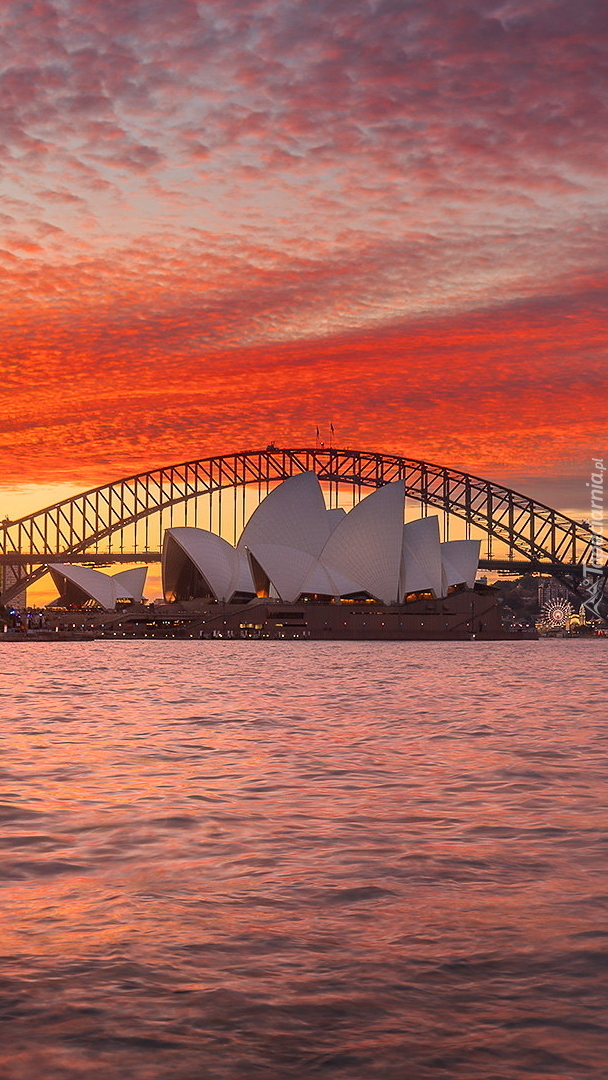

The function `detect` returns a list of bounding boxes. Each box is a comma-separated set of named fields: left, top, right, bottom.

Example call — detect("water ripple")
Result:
left=0, top=639, right=606, bottom=1078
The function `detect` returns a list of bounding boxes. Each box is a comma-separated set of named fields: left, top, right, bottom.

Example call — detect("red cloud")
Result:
left=0, top=0, right=605, bottom=513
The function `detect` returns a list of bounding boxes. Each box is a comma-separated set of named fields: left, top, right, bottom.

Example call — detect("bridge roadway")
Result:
left=0, top=551, right=604, bottom=580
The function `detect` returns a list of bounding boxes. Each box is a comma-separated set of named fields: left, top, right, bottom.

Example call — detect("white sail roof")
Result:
left=233, top=548, right=257, bottom=594
left=113, top=567, right=147, bottom=602
left=319, top=481, right=405, bottom=604
left=440, top=540, right=480, bottom=590
left=239, top=471, right=332, bottom=557
left=399, top=516, right=443, bottom=599
left=238, top=472, right=334, bottom=601
left=326, top=507, right=347, bottom=530
left=299, top=559, right=365, bottom=598
left=245, top=542, right=320, bottom=603
left=47, top=563, right=148, bottom=609
left=163, top=527, right=253, bottom=602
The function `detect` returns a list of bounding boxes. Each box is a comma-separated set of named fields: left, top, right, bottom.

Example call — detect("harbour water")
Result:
left=0, top=639, right=606, bottom=1079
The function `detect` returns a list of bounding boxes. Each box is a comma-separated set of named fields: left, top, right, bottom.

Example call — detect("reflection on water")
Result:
left=0, top=640, right=607, bottom=1078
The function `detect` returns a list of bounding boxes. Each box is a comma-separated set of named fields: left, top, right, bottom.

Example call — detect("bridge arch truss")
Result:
left=1, top=447, right=604, bottom=604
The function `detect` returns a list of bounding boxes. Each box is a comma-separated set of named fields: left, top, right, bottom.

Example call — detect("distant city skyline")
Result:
left=1, top=0, right=606, bottom=523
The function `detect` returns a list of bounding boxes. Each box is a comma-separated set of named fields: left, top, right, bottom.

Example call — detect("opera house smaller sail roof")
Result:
left=400, top=516, right=444, bottom=600
left=163, top=527, right=253, bottom=603
left=161, top=472, right=481, bottom=606
left=47, top=564, right=148, bottom=610
left=440, top=539, right=480, bottom=591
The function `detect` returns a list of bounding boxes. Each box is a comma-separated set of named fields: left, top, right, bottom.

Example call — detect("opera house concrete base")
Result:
left=81, top=585, right=531, bottom=640
left=6, top=588, right=537, bottom=639
left=179, top=587, right=511, bottom=641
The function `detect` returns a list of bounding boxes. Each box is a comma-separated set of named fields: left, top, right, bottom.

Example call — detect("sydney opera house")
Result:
left=46, top=473, right=505, bottom=639
left=47, top=564, right=147, bottom=610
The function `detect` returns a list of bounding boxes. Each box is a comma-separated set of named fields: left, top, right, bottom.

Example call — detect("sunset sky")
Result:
left=1, top=0, right=607, bottom=524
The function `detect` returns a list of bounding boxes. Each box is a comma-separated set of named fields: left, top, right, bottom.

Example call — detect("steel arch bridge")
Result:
left=1, top=447, right=605, bottom=606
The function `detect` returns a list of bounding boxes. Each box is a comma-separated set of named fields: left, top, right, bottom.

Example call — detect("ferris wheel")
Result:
left=540, top=597, right=574, bottom=628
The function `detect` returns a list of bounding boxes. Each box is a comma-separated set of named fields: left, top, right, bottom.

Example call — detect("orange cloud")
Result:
left=0, top=0, right=606, bottom=518
left=1, top=269, right=606, bottom=506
